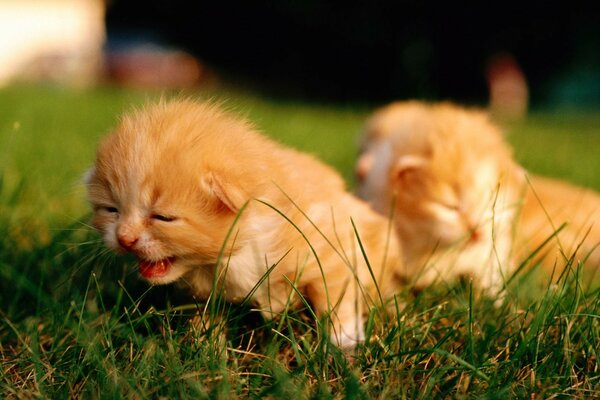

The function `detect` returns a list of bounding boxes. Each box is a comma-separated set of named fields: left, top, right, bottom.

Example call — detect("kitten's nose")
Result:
left=117, top=233, right=138, bottom=251
left=468, top=228, right=481, bottom=242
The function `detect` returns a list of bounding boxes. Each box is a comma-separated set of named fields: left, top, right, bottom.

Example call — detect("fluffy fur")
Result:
left=516, top=176, right=600, bottom=271
left=356, top=101, right=526, bottom=292
left=356, top=101, right=600, bottom=290
left=86, top=99, right=403, bottom=349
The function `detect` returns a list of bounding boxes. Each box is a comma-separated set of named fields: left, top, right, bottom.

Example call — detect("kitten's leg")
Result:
left=481, top=233, right=515, bottom=305
left=307, top=282, right=365, bottom=350
left=332, top=300, right=365, bottom=350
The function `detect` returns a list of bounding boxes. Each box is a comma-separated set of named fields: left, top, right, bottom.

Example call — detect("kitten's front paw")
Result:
left=333, top=315, right=365, bottom=351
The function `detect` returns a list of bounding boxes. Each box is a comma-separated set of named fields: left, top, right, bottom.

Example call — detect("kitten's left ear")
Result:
left=393, top=155, right=427, bottom=180
left=202, top=172, right=247, bottom=213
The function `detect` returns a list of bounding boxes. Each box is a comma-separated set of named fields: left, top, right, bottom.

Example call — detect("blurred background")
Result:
left=0, top=4, right=598, bottom=254
left=0, top=0, right=599, bottom=233
left=1, top=0, right=599, bottom=110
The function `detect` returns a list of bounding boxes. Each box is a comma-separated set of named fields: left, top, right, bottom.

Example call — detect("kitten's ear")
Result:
left=202, top=172, right=247, bottom=213
left=393, top=155, right=427, bottom=181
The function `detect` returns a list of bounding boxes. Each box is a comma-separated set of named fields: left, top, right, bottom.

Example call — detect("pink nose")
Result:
left=117, top=234, right=138, bottom=250
left=469, top=228, right=481, bottom=242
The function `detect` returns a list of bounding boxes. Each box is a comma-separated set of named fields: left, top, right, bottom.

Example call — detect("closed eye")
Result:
left=152, top=214, right=176, bottom=222
left=100, top=206, right=118, bottom=213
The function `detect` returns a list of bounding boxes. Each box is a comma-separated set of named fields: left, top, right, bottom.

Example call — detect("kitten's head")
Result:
left=358, top=102, right=524, bottom=247
left=86, top=100, right=268, bottom=285
left=356, top=101, right=429, bottom=185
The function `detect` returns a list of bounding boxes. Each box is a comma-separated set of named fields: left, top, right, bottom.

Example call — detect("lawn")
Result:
left=1, top=84, right=599, bottom=398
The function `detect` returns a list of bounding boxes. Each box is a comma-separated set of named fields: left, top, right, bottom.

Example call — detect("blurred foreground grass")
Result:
left=0, top=85, right=599, bottom=398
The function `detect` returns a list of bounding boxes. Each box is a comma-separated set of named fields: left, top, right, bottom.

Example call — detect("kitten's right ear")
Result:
left=393, top=155, right=427, bottom=181
left=201, top=172, right=247, bottom=214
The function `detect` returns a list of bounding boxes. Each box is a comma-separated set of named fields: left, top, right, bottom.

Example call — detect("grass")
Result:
left=1, top=84, right=599, bottom=398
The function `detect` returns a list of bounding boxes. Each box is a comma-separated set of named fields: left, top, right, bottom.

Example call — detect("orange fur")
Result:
left=357, top=102, right=525, bottom=292
left=357, top=101, right=600, bottom=289
left=86, top=99, right=403, bottom=349
left=516, top=176, right=600, bottom=272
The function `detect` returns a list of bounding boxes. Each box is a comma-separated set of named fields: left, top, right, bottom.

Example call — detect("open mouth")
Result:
left=138, top=257, right=176, bottom=279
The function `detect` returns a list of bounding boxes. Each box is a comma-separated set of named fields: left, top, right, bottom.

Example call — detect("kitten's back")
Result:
left=516, top=175, right=600, bottom=270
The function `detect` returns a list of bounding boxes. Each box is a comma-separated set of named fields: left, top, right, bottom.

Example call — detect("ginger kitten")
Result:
left=356, top=101, right=600, bottom=290
left=86, top=99, right=403, bottom=349
left=356, top=102, right=526, bottom=292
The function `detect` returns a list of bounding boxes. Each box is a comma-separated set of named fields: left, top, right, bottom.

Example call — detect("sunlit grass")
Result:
left=507, top=111, right=600, bottom=190
left=1, top=84, right=599, bottom=397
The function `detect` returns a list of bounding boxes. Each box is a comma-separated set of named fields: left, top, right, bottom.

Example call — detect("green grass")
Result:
left=1, top=84, right=599, bottom=398
left=507, top=111, right=600, bottom=190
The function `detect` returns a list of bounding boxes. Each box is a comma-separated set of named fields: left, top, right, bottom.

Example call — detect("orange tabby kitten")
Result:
left=357, top=101, right=600, bottom=289
left=356, top=101, right=526, bottom=292
left=86, top=99, right=403, bottom=349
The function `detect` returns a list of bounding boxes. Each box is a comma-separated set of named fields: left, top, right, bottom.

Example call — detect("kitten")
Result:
left=516, top=176, right=600, bottom=272
left=356, top=101, right=600, bottom=290
left=356, top=101, right=526, bottom=292
left=86, top=99, right=403, bottom=349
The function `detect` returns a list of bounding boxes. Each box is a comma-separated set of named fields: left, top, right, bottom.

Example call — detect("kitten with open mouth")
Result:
left=86, top=99, right=405, bottom=350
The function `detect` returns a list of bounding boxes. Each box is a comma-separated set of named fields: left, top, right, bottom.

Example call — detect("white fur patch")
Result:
left=215, top=212, right=286, bottom=312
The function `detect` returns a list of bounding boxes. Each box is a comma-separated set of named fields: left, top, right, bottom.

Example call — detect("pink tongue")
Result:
left=139, top=258, right=172, bottom=278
